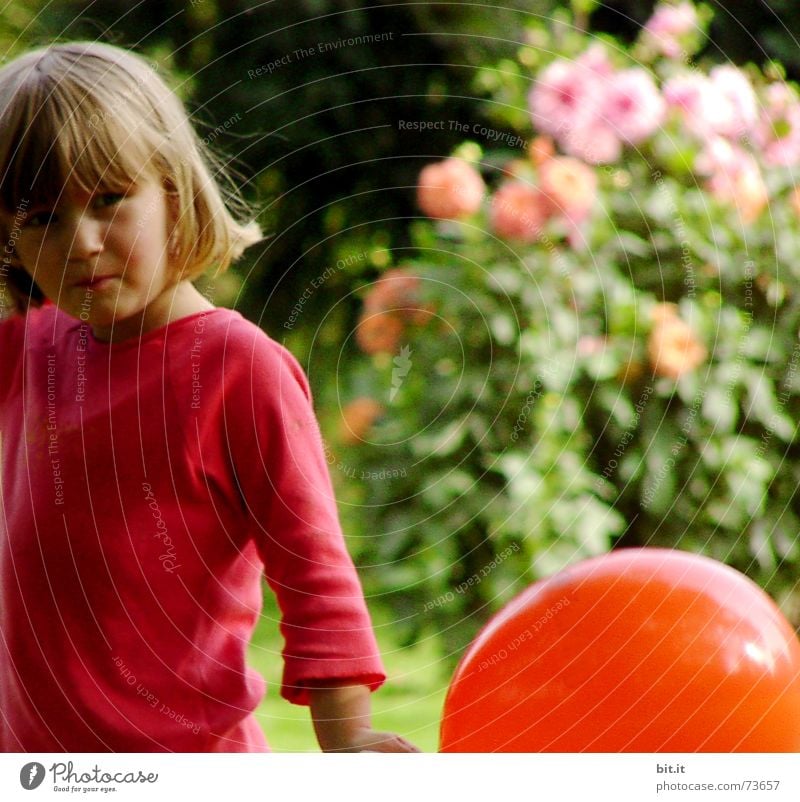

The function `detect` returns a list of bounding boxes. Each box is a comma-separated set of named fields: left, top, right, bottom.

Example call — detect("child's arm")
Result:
left=308, top=681, right=420, bottom=752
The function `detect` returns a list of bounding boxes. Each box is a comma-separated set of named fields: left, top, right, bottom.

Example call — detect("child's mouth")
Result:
left=75, top=276, right=116, bottom=291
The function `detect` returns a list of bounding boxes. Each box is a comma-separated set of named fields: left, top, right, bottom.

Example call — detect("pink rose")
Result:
left=602, top=68, right=666, bottom=145
left=490, top=182, right=553, bottom=242
left=755, top=82, right=800, bottom=167
left=417, top=158, right=485, bottom=219
left=709, top=65, right=758, bottom=138
left=561, top=120, right=623, bottom=164
left=643, top=2, right=699, bottom=58
left=528, top=57, right=600, bottom=141
left=699, top=143, right=769, bottom=222
left=530, top=49, right=664, bottom=163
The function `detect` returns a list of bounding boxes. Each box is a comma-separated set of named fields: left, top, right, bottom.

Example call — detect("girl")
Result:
left=0, top=41, right=417, bottom=753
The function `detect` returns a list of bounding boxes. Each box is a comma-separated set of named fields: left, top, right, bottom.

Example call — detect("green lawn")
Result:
left=248, top=591, right=448, bottom=752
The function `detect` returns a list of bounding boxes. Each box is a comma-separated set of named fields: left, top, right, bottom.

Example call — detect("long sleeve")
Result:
left=220, top=327, right=386, bottom=705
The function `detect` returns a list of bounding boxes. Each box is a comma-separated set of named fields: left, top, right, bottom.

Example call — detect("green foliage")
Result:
left=339, top=1, right=800, bottom=658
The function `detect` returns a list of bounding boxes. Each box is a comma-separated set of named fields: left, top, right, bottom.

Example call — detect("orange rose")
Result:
left=355, top=312, right=404, bottom=355
left=339, top=397, right=384, bottom=445
left=490, top=181, right=553, bottom=241
left=528, top=135, right=556, bottom=166
left=648, top=310, right=707, bottom=379
left=539, top=156, right=597, bottom=222
left=417, top=158, right=485, bottom=220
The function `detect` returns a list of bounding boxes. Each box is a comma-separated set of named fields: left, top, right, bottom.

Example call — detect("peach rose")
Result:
left=355, top=313, right=404, bottom=355
left=417, top=158, right=485, bottom=219
left=528, top=135, right=556, bottom=166
left=363, top=268, right=432, bottom=326
left=490, top=181, right=553, bottom=241
left=339, top=397, right=384, bottom=445
left=539, top=156, right=597, bottom=222
left=356, top=269, right=435, bottom=355
left=648, top=309, right=707, bottom=379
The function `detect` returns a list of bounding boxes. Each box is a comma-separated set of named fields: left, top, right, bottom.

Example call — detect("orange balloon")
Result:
left=440, top=548, right=800, bottom=751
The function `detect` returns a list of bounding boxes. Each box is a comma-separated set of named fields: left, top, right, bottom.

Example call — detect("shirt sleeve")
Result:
left=221, top=327, right=386, bottom=705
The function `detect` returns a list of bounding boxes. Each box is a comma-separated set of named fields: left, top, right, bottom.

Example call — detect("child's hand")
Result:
left=323, top=726, right=420, bottom=753
left=307, top=682, right=421, bottom=753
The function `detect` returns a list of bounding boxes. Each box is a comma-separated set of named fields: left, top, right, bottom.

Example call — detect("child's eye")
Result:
left=93, top=192, right=125, bottom=208
left=23, top=210, right=56, bottom=227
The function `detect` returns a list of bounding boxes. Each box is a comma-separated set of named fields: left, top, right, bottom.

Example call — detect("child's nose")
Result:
left=66, top=214, right=104, bottom=261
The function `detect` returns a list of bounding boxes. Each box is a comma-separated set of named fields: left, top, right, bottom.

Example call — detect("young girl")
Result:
left=0, top=41, right=417, bottom=753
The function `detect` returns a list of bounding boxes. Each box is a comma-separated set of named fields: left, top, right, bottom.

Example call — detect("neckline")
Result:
left=81, top=307, right=230, bottom=350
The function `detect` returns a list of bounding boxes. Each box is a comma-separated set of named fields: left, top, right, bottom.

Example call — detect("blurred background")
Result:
left=5, top=0, right=800, bottom=750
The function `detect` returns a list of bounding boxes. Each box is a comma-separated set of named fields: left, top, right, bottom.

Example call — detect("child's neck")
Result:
left=90, top=280, right=215, bottom=343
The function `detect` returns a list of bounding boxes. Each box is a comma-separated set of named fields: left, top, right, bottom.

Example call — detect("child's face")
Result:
left=12, top=176, right=177, bottom=339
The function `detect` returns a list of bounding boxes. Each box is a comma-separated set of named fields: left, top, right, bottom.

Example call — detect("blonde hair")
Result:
left=0, top=40, right=261, bottom=312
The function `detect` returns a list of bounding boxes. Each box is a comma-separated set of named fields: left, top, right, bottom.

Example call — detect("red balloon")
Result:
left=440, top=548, right=800, bottom=751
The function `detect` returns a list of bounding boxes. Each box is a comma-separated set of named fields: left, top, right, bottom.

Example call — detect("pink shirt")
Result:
left=0, top=302, right=385, bottom=752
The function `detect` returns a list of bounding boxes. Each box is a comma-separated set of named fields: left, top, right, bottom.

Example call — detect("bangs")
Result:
left=0, top=62, right=158, bottom=215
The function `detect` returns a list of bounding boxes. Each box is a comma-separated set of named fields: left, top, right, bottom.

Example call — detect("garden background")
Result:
left=4, top=0, right=800, bottom=751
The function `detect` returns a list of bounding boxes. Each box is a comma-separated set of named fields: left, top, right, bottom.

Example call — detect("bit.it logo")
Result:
left=19, top=762, right=45, bottom=790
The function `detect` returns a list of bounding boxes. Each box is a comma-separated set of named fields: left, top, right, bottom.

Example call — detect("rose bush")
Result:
left=336, top=0, right=800, bottom=654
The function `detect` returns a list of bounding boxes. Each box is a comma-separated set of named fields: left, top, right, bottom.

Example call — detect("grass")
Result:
left=248, top=591, right=448, bottom=752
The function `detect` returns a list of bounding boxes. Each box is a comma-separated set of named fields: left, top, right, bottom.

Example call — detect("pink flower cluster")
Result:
left=529, top=45, right=665, bottom=164
left=663, top=66, right=757, bottom=141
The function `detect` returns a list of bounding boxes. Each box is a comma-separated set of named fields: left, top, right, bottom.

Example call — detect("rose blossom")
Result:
left=417, top=158, right=485, bottom=219
left=539, top=156, right=597, bottom=222
left=664, top=70, right=754, bottom=140
left=490, top=182, right=553, bottom=241
left=601, top=68, right=666, bottom=145
left=530, top=48, right=663, bottom=162
left=528, top=135, right=556, bottom=166
left=709, top=65, right=758, bottom=138
left=339, top=397, right=384, bottom=445
left=355, top=312, right=404, bottom=355
left=754, top=82, right=800, bottom=167
left=699, top=142, right=768, bottom=222
left=643, top=2, right=698, bottom=58
left=648, top=307, right=707, bottom=379
left=528, top=56, right=600, bottom=141
left=561, top=120, right=623, bottom=164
